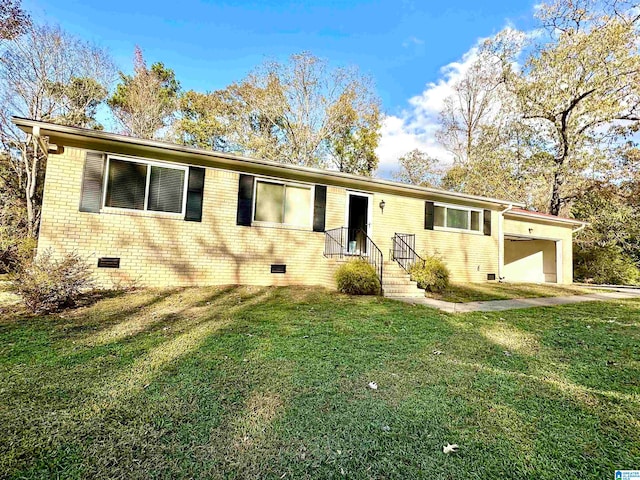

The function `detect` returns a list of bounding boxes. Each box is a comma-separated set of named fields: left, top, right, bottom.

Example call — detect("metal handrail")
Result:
left=391, top=233, right=424, bottom=272
left=324, top=226, right=384, bottom=294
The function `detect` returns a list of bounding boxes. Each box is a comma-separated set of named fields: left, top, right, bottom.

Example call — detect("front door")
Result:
left=347, top=193, right=370, bottom=254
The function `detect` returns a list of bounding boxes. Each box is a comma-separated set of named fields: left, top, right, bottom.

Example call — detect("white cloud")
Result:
left=375, top=45, right=483, bottom=178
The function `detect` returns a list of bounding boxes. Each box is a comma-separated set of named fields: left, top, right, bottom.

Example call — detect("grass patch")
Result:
left=426, top=282, right=596, bottom=303
left=0, top=286, right=638, bottom=479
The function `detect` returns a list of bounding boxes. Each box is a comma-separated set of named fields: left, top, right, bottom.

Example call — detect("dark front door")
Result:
left=348, top=194, right=369, bottom=254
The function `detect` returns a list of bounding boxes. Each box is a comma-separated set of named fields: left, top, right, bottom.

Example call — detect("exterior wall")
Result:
left=503, top=217, right=574, bottom=284
left=364, top=191, right=500, bottom=283
left=504, top=239, right=557, bottom=283
left=39, top=146, right=577, bottom=289
left=38, top=147, right=344, bottom=288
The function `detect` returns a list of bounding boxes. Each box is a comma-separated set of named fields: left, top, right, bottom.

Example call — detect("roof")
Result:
left=506, top=207, right=587, bottom=227
left=12, top=116, right=525, bottom=208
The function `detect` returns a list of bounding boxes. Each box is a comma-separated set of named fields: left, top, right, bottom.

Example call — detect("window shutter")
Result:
left=483, top=209, right=492, bottom=236
left=236, top=174, right=255, bottom=226
left=313, top=185, right=327, bottom=232
left=425, top=201, right=434, bottom=230
left=79, top=152, right=105, bottom=213
left=185, top=167, right=205, bottom=222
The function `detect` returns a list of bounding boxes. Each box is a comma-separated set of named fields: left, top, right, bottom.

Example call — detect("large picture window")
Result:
left=434, top=204, right=482, bottom=233
left=104, top=157, right=187, bottom=214
left=254, top=179, right=312, bottom=227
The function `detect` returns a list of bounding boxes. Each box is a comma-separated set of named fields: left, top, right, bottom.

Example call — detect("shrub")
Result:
left=335, top=259, right=380, bottom=295
left=574, top=245, right=640, bottom=285
left=13, top=250, right=94, bottom=313
left=408, top=255, right=450, bottom=292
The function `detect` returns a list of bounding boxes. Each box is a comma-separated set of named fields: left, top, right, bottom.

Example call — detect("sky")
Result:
left=25, top=0, right=538, bottom=177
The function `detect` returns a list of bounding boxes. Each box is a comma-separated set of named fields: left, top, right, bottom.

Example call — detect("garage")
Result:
left=503, top=236, right=559, bottom=283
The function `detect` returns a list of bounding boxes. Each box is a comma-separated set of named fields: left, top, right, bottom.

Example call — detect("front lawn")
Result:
left=426, top=282, right=596, bottom=303
left=1, top=287, right=638, bottom=479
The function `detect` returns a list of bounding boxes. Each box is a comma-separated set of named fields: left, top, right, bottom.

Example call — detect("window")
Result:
left=254, top=179, right=312, bottom=227
left=434, top=203, right=482, bottom=233
left=104, top=157, right=187, bottom=214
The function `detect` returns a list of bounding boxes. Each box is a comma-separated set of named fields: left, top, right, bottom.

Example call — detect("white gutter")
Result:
left=32, top=125, right=49, bottom=157
left=497, top=203, right=515, bottom=282
left=505, top=209, right=585, bottom=226
left=572, top=223, right=587, bottom=234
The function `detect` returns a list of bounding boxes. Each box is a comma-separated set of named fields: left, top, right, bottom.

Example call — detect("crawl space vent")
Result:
left=271, top=264, right=286, bottom=274
left=98, top=257, right=120, bottom=269
left=487, top=273, right=496, bottom=281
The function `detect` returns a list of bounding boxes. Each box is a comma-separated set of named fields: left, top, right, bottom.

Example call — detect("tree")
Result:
left=436, top=52, right=507, bottom=164
left=108, top=47, right=180, bottom=139
left=572, top=188, right=640, bottom=284
left=392, top=149, right=440, bottom=187
left=0, top=0, right=30, bottom=40
left=0, top=21, right=114, bottom=236
left=496, top=0, right=640, bottom=215
left=175, top=90, right=229, bottom=151
left=194, top=52, right=381, bottom=174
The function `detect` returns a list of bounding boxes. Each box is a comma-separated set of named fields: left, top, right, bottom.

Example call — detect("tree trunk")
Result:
left=549, top=164, right=563, bottom=216
left=22, top=135, right=39, bottom=238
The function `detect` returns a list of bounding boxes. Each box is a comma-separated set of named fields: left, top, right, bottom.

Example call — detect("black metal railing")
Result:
left=324, top=227, right=384, bottom=294
left=391, top=233, right=424, bottom=272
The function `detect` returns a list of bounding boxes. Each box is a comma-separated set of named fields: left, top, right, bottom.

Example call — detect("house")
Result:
left=13, top=117, right=586, bottom=297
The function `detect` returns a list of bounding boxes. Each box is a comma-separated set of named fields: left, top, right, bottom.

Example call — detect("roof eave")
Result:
left=505, top=210, right=587, bottom=226
left=13, top=116, right=525, bottom=208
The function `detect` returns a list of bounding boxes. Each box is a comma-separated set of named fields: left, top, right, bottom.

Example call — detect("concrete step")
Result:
left=382, top=279, right=418, bottom=287
left=383, top=285, right=424, bottom=295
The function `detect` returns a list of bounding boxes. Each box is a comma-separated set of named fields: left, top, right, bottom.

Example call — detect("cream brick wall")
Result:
left=38, top=146, right=576, bottom=288
left=503, top=217, right=575, bottom=284
left=38, top=147, right=344, bottom=288
left=364, top=191, right=500, bottom=282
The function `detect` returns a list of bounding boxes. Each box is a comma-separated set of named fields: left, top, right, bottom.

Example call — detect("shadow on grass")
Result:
left=1, top=287, right=639, bottom=479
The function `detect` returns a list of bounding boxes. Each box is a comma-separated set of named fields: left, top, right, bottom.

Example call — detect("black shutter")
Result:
left=236, top=174, right=255, bottom=226
left=483, top=209, right=492, bottom=236
left=425, top=201, right=434, bottom=230
left=313, top=185, right=327, bottom=232
left=185, top=167, right=205, bottom=222
left=79, top=152, right=105, bottom=213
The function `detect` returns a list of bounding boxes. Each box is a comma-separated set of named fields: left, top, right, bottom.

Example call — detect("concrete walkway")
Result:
left=388, top=288, right=640, bottom=313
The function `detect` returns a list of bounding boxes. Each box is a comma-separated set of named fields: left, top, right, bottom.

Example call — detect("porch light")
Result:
left=379, top=199, right=386, bottom=213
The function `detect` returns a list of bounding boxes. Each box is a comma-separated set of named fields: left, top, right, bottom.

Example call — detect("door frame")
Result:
left=344, top=190, right=373, bottom=238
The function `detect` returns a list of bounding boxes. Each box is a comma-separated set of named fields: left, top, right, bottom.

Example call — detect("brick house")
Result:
left=14, top=117, right=586, bottom=298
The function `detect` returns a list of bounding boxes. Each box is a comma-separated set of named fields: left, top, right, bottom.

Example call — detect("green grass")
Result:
left=426, top=282, right=596, bottom=303
left=1, top=286, right=638, bottom=479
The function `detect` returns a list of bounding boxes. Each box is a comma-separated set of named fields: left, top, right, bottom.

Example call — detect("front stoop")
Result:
left=382, top=261, right=425, bottom=298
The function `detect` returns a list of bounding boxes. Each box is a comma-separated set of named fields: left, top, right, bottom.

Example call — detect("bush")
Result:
left=408, top=255, right=450, bottom=292
left=574, top=245, right=640, bottom=285
left=0, top=235, right=36, bottom=274
left=335, top=259, right=380, bottom=295
left=13, top=250, right=94, bottom=313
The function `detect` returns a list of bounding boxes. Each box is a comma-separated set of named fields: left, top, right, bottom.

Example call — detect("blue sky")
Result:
left=25, top=0, right=538, bottom=175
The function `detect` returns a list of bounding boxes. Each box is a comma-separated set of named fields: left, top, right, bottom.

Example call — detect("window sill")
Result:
left=433, top=226, right=485, bottom=235
left=100, top=207, right=184, bottom=220
left=251, top=221, right=313, bottom=232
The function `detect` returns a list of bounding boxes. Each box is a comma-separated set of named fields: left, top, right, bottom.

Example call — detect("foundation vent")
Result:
left=98, top=257, right=120, bottom=269
left=271, top=264, right=286, bottom=274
